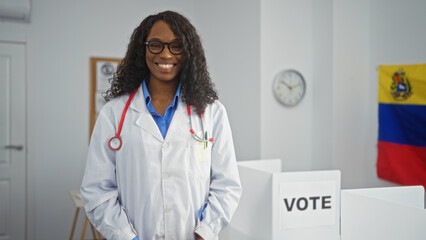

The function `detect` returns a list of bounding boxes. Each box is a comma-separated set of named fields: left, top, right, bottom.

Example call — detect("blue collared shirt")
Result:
left=142, top=80, right=181, bottom=138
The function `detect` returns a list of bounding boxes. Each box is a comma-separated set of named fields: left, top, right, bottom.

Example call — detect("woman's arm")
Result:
left=194, top=103, right=242, bottom=240
left=81, top=109, right=137, bottom=240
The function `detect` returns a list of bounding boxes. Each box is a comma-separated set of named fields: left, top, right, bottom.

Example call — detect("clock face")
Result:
left=272, top=69, right=306, bottom=106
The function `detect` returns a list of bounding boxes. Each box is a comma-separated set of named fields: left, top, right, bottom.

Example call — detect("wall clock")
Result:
left=272, top=69, right=306, bottom=107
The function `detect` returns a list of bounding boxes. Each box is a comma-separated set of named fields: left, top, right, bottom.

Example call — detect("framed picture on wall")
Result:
left=90, top=57, right=121, bottom=134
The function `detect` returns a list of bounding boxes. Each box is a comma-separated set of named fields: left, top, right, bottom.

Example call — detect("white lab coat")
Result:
left=81, top=85, right=242, bottom=240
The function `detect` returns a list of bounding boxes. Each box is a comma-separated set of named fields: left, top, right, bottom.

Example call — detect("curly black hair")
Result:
left=104, top=10, right=218, bottom=114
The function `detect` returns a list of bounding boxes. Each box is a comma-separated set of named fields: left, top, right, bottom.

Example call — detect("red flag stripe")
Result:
left=377, top=141, right=426, bottom=186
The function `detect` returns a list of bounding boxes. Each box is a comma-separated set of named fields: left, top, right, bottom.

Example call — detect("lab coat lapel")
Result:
left=165, top=99, right=189, bottom=142
left=130, top=85, right=163, bottom=142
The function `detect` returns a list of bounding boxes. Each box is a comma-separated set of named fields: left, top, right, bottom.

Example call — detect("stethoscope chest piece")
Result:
left=109, top=136, right=122, bottom=151
left=107, top=88, right=138, bottom=151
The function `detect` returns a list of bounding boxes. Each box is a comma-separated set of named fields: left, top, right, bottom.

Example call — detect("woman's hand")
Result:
left=195, top=234, right=204, bottom=240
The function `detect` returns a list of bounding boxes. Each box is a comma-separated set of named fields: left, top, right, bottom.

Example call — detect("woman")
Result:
left=81, top=11, right=241, bottom=240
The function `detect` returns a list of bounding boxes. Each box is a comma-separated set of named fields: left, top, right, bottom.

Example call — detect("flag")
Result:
left=377, top=64, right=426, bottom=187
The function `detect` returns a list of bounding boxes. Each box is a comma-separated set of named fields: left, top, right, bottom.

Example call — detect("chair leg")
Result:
left=90, top=223, right=98, bottom=240
left=69, top=208, right=79, bottom=240
left=80, top=217, right=88, bottom=240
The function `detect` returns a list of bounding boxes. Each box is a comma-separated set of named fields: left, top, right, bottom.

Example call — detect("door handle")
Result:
left=4, top=145, right=24, bottom=151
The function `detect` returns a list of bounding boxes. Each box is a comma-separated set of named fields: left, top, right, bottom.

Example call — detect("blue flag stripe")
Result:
left=378, top=103, right=426, bottom=147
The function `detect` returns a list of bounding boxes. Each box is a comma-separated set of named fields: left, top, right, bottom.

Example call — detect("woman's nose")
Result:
left=159, top=45, right=173, bottom=58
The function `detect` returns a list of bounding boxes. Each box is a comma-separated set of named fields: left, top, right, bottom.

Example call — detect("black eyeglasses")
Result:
left=144, top=40, right=184, bottom=55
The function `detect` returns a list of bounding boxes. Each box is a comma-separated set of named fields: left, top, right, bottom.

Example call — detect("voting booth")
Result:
left=222, top=159, right=341, bottom=240
left=341, top=186, right=426, bottom=240
left=220, top=159, right=426, bottom=240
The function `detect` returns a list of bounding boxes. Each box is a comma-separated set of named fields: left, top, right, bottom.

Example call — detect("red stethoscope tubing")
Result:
left=117, top=89, right=138, bottom=137
left=109, top=88, right=214, bottom=151
left=108, top=88, right=138, bottom=151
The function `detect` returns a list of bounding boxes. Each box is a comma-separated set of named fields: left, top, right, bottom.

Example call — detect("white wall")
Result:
left=260, top=0, right=426, bottom=189
left=260, top=0, right=315, bottom=171
left=332, top=0, right=426, bottom=189
left=193, top=0, right=261, bottom=161
left=367, top=0, right=426, bottom=187
left=312, top=0, right=333, bottom=170
left=332, top=0, right=372, bottom=188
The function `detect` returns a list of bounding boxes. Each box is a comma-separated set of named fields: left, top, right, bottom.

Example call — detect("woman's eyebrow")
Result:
left=146, top=37, right=180, bottom=42
left=146, top=37, right=160, bottom=41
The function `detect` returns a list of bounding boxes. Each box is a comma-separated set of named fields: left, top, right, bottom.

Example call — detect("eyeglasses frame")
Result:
left=144, top=40, right=184, bottom=55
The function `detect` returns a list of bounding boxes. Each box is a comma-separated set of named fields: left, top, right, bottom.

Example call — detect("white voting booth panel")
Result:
left=341, top=186, right=426, bottom=240
left=226, top=159, right=340, bottom=240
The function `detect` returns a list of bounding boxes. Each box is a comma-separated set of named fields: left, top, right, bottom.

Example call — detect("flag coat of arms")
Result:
left=377, top=64, right=426, bottom=187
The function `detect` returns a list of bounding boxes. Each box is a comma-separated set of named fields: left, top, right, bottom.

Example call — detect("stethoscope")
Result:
left=108, top=88, right=214, bottom=151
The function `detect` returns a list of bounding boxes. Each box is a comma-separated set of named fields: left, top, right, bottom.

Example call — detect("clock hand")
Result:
left=280, top=80, right=293, bottom=90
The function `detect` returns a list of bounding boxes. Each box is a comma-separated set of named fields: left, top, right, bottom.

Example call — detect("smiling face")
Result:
left=145, top=20, right=184, bottom=84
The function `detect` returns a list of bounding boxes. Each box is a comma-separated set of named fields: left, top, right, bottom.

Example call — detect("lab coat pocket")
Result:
left=188, top=141, right=211, bottom=179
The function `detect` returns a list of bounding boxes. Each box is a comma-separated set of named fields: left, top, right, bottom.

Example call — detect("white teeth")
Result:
left=158, top=64, right=173, bottom=68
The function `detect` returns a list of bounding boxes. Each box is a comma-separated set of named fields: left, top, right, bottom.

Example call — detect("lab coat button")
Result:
left=162, top=143, right=168, bottom=149
left=163, top=173, right=170, bottom=179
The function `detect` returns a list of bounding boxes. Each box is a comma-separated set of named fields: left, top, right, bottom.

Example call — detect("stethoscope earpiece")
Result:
left=187, top=105, right=214, bottom=144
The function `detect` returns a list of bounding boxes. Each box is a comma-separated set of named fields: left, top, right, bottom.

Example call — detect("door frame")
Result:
left=0, top=35, right=33, bottom=240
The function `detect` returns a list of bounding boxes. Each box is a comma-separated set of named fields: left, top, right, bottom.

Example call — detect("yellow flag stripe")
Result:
left=378, top=64, right=426, bottom=105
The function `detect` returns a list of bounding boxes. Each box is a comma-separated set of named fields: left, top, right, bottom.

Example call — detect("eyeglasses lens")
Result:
left=148, top=42, right=163, bottom=54
left=169, top=42, right=183, bottom=55
left=148, top=41, right=183, bottom=55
